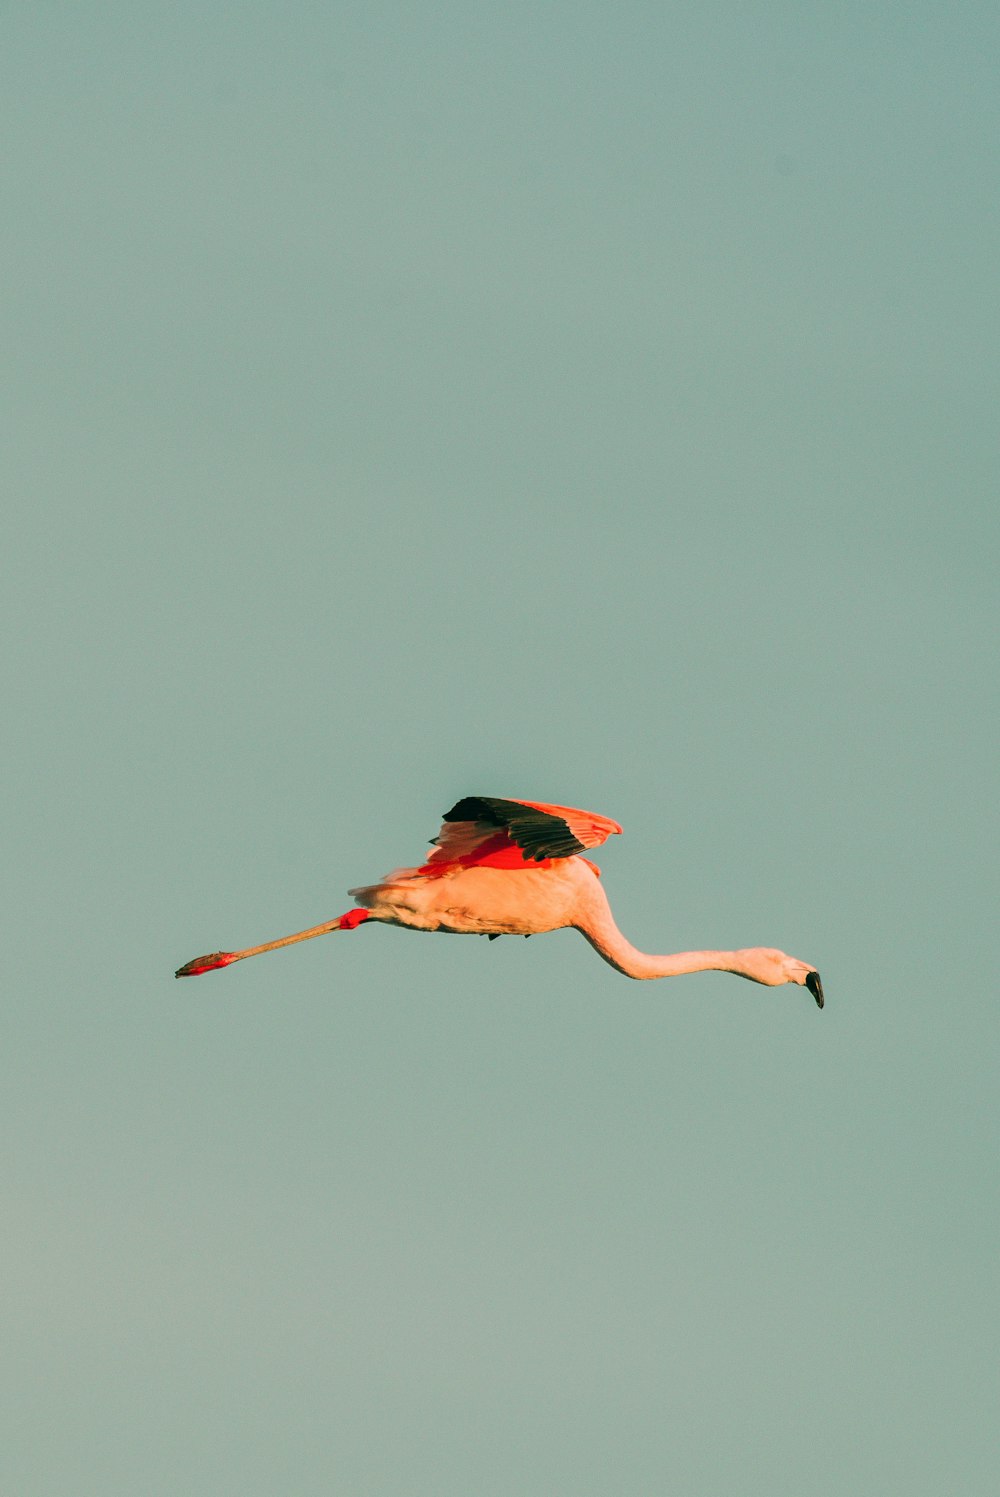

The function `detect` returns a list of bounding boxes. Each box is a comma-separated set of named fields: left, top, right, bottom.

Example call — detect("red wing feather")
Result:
left=424, top=796, right=622, bottom=871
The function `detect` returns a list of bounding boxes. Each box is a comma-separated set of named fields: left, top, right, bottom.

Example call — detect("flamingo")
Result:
left=175, top=796, right=823, bottom=1005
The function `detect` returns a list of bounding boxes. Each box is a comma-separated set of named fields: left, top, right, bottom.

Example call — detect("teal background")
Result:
left=3, top=4, right=997, bottom=1492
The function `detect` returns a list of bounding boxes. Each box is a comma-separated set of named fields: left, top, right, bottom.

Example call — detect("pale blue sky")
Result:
left=3, top=4, right=998, bottom=1493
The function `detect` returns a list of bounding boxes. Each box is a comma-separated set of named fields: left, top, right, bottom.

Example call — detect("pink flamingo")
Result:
left=175, top=795, right=823, bottom=1006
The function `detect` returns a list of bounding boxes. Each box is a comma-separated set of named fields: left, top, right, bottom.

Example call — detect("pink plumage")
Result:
left=175, top=793, right=822, bottom=1006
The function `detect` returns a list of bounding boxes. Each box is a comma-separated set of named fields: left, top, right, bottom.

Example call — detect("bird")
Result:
left=175, top=795, right=823, bottom=1007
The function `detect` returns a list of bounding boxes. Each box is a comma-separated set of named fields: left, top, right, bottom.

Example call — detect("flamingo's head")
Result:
left=735, top=948, right=824, bottom=1007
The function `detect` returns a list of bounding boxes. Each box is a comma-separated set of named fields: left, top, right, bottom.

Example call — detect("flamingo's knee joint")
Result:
left=337, top=909, right=371, bottom=931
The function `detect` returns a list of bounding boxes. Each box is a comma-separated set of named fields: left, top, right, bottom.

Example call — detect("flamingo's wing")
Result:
left=426, top=796, right=622, bottom=868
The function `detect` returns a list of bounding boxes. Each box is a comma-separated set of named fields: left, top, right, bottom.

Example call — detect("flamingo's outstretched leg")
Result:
left=175, top=908, right=372, bottom=977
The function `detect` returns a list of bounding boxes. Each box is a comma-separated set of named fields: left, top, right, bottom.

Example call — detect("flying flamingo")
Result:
left=175, top=795, right=823, bottom=1006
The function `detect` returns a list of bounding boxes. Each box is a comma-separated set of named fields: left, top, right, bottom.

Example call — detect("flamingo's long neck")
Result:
left=575, top=897, right=741, bottom=982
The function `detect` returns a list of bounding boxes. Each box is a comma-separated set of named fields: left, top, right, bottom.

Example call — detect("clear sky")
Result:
left=3, top=4, right=997, bottom=1493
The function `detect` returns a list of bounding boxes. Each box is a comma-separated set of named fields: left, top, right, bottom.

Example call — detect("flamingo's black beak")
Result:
left=805, top=970, right=824, bottom=1009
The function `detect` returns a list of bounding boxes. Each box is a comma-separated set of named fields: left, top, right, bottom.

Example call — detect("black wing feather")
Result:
left=442, top=796, right=587, bottom=862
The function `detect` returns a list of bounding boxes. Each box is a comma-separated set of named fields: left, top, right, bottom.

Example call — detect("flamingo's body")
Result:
left=176, top=795, right=823, bottom=1007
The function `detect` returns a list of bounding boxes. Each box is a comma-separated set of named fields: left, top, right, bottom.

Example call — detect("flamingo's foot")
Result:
left=175, top=952, right=236, bottom=978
